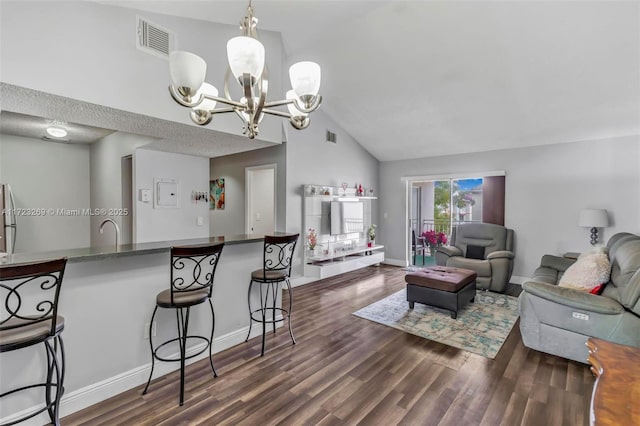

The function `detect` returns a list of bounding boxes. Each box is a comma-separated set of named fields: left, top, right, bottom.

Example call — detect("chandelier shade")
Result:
left=194, top=83, right=218, bottom=111
left=289, top=61, right=321, bottom=99
left=166, top=2, right=322, bottom=139
left=169, top=51, right=207, bottom=95
left=286, top=90, right=307, bottom=118
left=227, top=36, right=265, bottom=84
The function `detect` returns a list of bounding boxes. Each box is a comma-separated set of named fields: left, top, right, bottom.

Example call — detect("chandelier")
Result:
left=167, top=2, right=322, bottom=139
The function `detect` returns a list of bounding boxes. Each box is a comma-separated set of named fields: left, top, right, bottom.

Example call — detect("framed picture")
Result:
left=210, top=178, right=225, bottom=210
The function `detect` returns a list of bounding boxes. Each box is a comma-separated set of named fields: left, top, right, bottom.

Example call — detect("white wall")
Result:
left=134, top=149, right=210, bottom=242
left=379, top=135, right=640, bottom=277
left=285, top=110, right=380, bottom=276
left=210, top=144, right=286, bottom=236
left=0, top=134, right=90, bottom=252
left=90, top=132, right=154, bottom=246
left=0, top=1, right=283, bottom=143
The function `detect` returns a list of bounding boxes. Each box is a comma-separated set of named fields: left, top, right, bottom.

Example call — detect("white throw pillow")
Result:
left=559, top=251, right=611, bottom=292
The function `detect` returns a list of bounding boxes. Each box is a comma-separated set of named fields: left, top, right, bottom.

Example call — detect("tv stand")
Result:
left=304, top=245, right=384, bottom=279
left=302, top=183, right=382, bottom=281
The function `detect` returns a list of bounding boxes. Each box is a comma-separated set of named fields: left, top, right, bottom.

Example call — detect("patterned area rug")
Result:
left=353, top=289, right=519, bottom=359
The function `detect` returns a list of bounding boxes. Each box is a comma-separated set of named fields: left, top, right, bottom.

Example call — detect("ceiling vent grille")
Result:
left=326, top=130, right=337, bottom=144
left=137, top=17, right=173, bottom=59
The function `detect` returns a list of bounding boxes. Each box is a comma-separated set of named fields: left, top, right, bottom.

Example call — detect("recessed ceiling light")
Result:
left=46, top=127, right=68, bottom=138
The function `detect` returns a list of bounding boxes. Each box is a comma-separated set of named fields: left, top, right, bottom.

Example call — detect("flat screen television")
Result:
left=330, top=201, right=364, bottom=235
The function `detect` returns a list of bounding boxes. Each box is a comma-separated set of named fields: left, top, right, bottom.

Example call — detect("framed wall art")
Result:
left=210, top=178, right=225, bottom=210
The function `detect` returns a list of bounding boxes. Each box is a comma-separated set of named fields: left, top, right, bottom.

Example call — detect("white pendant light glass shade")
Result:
left=170, top=51, right=207, bottom=92
left=193, top=83, right=218, bottom=111
left=227, top=36, right=265, bottom=83
left=286, top=90, right=308, bottom=117
left=289, top=61, right=321, bottom=98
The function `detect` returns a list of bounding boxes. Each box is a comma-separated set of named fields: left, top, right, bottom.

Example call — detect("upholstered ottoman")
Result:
left=405, top=266, right=477, bottom=319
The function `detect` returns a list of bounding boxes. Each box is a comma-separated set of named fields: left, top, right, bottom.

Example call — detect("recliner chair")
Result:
left=519, top=232, right=640, bottom=363
left=435, top=223, right=515, bottom=293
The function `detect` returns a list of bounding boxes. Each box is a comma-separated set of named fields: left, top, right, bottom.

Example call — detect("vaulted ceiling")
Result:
left=102, top=1, right=640, bottom=161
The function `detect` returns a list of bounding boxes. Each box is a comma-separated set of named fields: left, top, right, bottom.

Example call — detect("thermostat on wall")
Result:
left=153, top=178, right=180, bottom=209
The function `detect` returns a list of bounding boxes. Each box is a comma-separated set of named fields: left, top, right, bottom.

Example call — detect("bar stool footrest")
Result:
left=249, top=307, right=290, bottom=324
left=152, top=335, right=211, bottom=363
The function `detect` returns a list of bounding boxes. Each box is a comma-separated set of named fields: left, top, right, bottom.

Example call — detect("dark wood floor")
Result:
left=64, top=265, right=594, bottom=425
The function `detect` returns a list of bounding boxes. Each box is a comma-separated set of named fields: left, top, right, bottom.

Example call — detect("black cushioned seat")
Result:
left=0, top=316, right=65, bottom=350
left=251, top=269, right=287, bottom=281
left=156, top=288, right=209, bottom=308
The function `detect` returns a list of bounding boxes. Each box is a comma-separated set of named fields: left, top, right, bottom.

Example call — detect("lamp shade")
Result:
left=286, top=90, right=308, bottom=117
left=193, top=83, right=218, bottom=111
left=578, top=209, right=608, bottom=228
left=289, top=61, right=321, bottom=98
left=227, top=36, right=265, bottom=83
left=169, top=51, right=207, bottom=91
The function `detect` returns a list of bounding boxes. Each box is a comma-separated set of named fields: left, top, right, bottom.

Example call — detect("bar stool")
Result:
left=245, top=234, right=299, bottom=356
left=142, top=243, right=224, bottom=406
left=0, top=258, right=67, bottom=426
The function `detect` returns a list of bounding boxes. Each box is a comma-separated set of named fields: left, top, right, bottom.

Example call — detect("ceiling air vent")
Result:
left=326, top=130, right=337, bottom=144
left=137, top=16, right=173, bottom=59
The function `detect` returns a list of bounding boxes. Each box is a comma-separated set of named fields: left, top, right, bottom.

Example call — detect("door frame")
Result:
left=245, top=163, right=277, bottom=234
left=402, top=170, right=506, bottom=266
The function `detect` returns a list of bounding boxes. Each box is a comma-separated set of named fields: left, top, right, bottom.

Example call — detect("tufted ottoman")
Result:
left=405, top=266, right=477, bottom=319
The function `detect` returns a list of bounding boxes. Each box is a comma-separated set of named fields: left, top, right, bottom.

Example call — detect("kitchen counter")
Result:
left=0, top=232, right=295, bottom=424
left=0, top=232, right=293, bottom=266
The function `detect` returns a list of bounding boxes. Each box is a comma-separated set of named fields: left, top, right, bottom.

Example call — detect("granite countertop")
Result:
left=0, top=232, right=294, bottom=266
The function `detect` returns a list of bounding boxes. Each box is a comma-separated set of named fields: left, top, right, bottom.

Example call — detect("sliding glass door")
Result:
left=411, top=175, right=505, bottom=238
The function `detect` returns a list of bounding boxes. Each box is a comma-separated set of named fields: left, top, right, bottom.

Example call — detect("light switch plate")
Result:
left=139, top=189, right=151, bottom=203
left=196, top=216, right=204, bottom=226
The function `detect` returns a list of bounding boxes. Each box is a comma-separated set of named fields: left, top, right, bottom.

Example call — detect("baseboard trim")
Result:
left=0, top=323, right=275, bottom=426
left=290, top=276, right=319, bottom=288
left=383, top=258, right=407, bottom=267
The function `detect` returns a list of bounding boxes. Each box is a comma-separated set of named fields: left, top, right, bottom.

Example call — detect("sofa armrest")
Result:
left=539, top=255, right=576, bottom=272
left=487, top=250, right=514, bottom=260
left=435, top=245, right=462, bottom=257
left=522, top=281, right=624, bottom=315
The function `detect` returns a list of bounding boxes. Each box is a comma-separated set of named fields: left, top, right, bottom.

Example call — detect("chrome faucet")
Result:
left=99, top=218, right=120, bottom=248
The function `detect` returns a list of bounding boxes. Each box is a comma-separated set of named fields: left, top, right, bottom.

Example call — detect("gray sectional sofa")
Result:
left=519, top=232, right=640, bottom=363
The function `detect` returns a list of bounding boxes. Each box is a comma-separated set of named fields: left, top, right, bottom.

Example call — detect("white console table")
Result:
left=304, top=244, right=384, bottom=279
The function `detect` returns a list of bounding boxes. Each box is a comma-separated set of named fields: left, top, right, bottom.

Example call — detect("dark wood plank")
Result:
left=62, top=265, right=593, bottom=425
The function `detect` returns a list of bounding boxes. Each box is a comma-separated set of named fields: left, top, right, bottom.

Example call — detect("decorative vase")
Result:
left=429, top=246, right=436, bottom=256
left=368, top=240, right=374, bottom=248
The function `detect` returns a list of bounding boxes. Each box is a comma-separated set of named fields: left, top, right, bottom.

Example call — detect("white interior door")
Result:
left=246, top=165, right=276, bottom=235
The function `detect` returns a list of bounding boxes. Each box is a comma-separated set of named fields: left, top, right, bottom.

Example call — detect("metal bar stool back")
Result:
left=245, top=234, right=299, bottom=356
left=142, top=243, right=224, bottom=406
left=0, top=258, right=67, bottom=426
